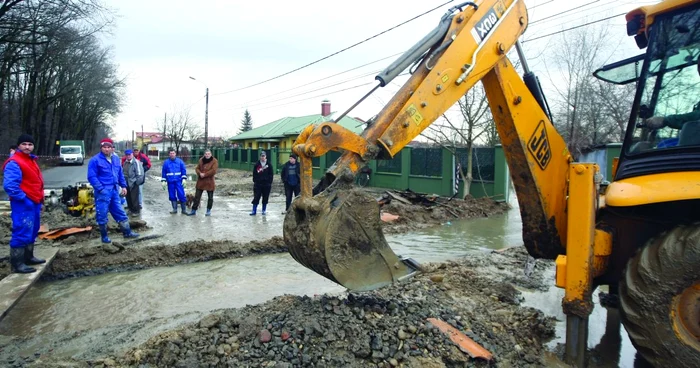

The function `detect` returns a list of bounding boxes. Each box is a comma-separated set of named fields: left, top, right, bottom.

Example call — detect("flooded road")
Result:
left=0, top=254, right=344, bottom=337
left=0, top=191, right=640, bottom=366
left=0, top=207, right=523, bottom=337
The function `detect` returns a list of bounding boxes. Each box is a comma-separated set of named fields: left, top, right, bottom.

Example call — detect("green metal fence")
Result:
left=189, top=145, right=508, bottom=200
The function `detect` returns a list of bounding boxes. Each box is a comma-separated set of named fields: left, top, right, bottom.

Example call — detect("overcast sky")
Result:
left=103, top=0, right=653, bottom=141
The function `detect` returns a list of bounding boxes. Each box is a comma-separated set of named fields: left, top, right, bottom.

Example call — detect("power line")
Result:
left=214, top=1, right=454, bottom=96
left=217, top=4, right=629, bottom=117
left=231, top=82, right=377, bottom=112
left=527, top=0, right=655, bottom=36
left=530, top=0, right=602, bottom=25
left=222, top=73, right=411, bottom=114
left=523, top=12, right=625, bottom=42
left=530, top=0, right=555, bottom=10
left=224, top=10, right=626, bottom=115
left=238, top=70, right=381, bottom=108
left=221, top=51, right=403, bottom=103
left=230, top=69, right=382, bottom=110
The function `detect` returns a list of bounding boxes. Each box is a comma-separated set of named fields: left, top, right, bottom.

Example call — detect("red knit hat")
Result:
left=100, top=138, right=114, bottom=147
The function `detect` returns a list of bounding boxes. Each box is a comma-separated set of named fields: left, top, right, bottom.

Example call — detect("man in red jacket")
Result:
left=2, top=134, right=45, bottom=273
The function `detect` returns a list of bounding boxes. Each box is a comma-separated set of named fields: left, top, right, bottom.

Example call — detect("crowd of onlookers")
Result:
left=3, top=134, right=302, bottom=274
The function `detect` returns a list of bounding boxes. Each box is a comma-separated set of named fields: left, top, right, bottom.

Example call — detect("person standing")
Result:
left=9, top=145, right=17, bottom=156
left=280, top=154, right=300, bottom=213
left=87, top=138, right=139, bottom=243
left=161, top=149, right=188, bottom=214
left=2, top=134, right=45, bottom=273
left=188, top=149, right=218, bottom=216
left=250, top=151, right=273, bottom=215
left=122, top=149, right=145, bottom=217
left=133, top=148, right=151, bottom=207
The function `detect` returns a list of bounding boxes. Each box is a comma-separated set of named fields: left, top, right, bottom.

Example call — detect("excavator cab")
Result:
left=595, top=8, right=700, bottom=157
left=592, top=2, right=700, bottom=367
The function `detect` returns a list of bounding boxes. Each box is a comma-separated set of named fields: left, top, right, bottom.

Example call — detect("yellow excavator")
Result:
left=283, top=0, right=700, bottom=366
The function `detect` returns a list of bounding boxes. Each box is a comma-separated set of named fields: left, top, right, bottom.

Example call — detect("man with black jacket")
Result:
left=280, top=154, right=300, bottom=213
left=250, top=151, right=273, bottom=215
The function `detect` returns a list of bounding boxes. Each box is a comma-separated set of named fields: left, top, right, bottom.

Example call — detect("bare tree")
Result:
left=544, top=25, right=633, bottom=157
left=422, top=84, right=494, bottom=196
left=156, top=106, right=200, bottom=154
left=0, top=0, right=121, bottom=155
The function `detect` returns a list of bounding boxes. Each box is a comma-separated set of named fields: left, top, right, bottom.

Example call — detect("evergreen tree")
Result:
left=240, top=109, right=253, bottom=133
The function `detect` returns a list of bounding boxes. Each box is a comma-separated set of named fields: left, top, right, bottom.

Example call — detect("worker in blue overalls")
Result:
left=161, top=149, right=188, bottom=214
left=87, top=138, right=140, bottom=243
left=3, top=134, right=45, bottom=273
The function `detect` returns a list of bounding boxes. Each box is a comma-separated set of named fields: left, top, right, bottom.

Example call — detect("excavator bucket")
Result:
left=284, top=184, right=418, bottom=291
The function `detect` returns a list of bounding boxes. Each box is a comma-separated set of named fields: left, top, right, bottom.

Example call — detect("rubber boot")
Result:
left=119, top=220, right=139, bottom=239
left=205, top=209, right=211, bottom=216
left=187, top=209, right=197, bottom=216
left=99, top=224, right=111, bottom=243
left=10, top=247, right=36, bottom=274
left=180, top=202, right=187, bottom=215
left=262, top=204, right=267, bottom=216
left=170, top=201, right=178, bottom=214
left=249, top=205, right=257, bottom=216
left=25, top=243, right=46, bottom=265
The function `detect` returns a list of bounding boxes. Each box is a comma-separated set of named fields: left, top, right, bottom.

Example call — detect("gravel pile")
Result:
left=95, top=248, right=555, bottom=368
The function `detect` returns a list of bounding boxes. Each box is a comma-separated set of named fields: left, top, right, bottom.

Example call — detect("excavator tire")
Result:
left=619, top=224, right=700, bottom=368
left=283, top=184, right=417, bottom=291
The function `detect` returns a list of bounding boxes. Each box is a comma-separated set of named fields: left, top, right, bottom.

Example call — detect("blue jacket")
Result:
left=161, top=158, right=187, bottom=183
left=88, top=152, right=127, bottom=192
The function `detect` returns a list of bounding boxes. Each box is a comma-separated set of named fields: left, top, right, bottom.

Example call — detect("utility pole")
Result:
left=131, top=130, right=134, bottom=149
left=141, top=124, right=144, bottom=151
left=162, top=112, right=167, bottom=159
left=189, top=76, right=209, bottom=149
left=205, top=87, right=209, bottom=149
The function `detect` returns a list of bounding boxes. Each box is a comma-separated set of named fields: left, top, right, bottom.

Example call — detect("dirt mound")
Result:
left=382, top=196, right=508, bottom=234
left=0, top=213, right=11, bottom=246
left=98, top=247, right=555, bottom=367
left=45, top=237, right=288, bottom=280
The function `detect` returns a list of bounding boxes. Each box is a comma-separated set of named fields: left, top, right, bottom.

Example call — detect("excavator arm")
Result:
left=284, top=0, right=700, bottom=366
left=286, top=0, right=572, bottom=285
left=284, top=1, right=599, bottom=363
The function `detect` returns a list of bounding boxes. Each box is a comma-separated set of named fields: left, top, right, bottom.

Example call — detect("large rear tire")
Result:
left=619, top=225, right=700, bottom=368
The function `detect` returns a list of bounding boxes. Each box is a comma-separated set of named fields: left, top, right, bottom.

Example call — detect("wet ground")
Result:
left=41, top=163, right=89, bottom=190
left=0, top=165, right=645, bottom=367
left=0, top=210, right=523, bottom=339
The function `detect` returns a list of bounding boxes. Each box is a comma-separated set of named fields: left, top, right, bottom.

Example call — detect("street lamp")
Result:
left=134, top=120, right=139, bottom=150
left=155, top=105, right=167, bottom=158
left=189, top=76, right=209, bottom=149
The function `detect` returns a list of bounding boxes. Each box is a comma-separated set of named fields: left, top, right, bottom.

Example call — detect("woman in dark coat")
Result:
left=250, top=151, right=273, bottom=215
left=188, top=149, right=218, bottom=216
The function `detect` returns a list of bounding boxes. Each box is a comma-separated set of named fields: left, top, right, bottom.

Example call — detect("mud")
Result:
left=284, top=184, right=419, bottom=291
left=7, top=247, right=556, bottom=367
left=0, top=237, right=287, bottom=281
left=1, top=167, right=506, bottom=284
left=0, top=166, right=535, bottom=368
left=380, top=196, right=508, bottom=234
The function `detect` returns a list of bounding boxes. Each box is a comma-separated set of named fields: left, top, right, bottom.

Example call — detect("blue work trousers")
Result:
left=95, top=186, right=128, bottom=225
left=10, top=198, right=41, bottom=248
left=168, top=181, right=186, bottom=202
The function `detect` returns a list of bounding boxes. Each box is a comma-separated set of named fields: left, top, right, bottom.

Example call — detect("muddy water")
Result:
left=135, top=189, right=286, bottom=245
left=0, top=207, right=523, bottom=337
left=388, top=202, right=523, bottom=262
left=0, top=195, right=639, bottom=366
left=0, top=254, right=345, bottom=337
left=520, top=270, right=639, bottom=368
